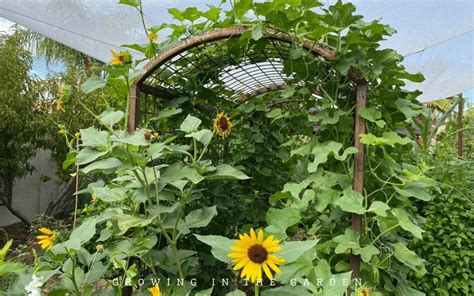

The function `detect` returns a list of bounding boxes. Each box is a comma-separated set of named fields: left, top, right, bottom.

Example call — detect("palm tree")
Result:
left=16, top=26, right=96, bottom=70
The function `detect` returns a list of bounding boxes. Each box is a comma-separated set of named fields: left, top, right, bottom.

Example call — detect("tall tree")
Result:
left=0, top=31, right=45, bottom=224
left=18, top=29, right=92, bottom=70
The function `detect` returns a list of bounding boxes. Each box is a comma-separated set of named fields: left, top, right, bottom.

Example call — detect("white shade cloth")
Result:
left=1, top=0, right=472, bottom=102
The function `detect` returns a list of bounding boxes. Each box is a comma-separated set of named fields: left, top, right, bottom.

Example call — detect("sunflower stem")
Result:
left=255, top=282, right=260, bottom=296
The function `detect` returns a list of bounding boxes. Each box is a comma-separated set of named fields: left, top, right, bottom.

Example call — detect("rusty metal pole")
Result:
left=351, top=83, right=367, bottom=280
left=457, top=93, right=463, bottom=158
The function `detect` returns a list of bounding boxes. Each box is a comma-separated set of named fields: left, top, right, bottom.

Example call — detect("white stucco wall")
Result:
left=0, top=149, right=64, bottom=226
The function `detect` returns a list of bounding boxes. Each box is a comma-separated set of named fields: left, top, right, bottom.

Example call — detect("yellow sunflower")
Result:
left=228, top=228, right=285, bottom=283
left=110, top=50, right=131, bottom=65
left=148, top=32, right=158, bottom=42
left=54, top=98, right=65, bottom=112
left=214, top=112, right=233, bottom=138
left=358, top=287, right=370, bottom=296
left=148, top=284, right=161, bottom=296
left=36, top=227, right=57, bottom=251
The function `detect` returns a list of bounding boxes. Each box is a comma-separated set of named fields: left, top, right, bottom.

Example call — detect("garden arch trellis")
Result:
left=128, top=26, right=368, bottom=280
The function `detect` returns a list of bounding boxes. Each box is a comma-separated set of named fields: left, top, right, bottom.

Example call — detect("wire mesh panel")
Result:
left=136, top=34, right=336, bottom=123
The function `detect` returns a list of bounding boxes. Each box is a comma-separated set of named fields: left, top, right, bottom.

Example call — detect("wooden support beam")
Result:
left=128, top=82, right=140, bottom=132
left=457, top=93, right=463, bottom=158
left=351, top=83, right=367, bottom=280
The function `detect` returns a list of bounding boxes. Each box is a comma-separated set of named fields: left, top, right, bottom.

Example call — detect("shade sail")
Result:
left=1, top=0, right=473, bottom=102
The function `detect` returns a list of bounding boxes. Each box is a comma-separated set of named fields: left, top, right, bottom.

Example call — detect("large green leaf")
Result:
left=392, top=208, right=424, bottom=239
left=265, top=207, right=301, bottom=240
left=368, top=201, right=390, bottom=217
left=80, top=127, right=109, bottom=148
left=306, top=142, right=357, bottom=173
left=92, top=187, right=127, bottom=202
left=206, top=164, right=250, bottom=180
left=185, top=206, right=218, bottom=229
left=180, top=114, right=202, bottom=133
left=393, top=243, right=426, bottom=275
left=276, top=240, right=319, bottom=264
left=333, top=229, right=359, bottom=254
left=161, top=162, right=204, bottom=185
left=360, top=132, right=411, bottom=146
left=76, top=147, right=108, bottom=165
left=396, top=98, right=422, bottom=119
left=334, top=188, right=366, bottom=214
left=112, top=129, right=150, bottom=146
left=186, top=129, right=213, bottom=145
left=394, top=184, right=432, bottom=201
left=359, top=107, right=385, bottom=128
left=63, top=151, right=77, bottom=169
left=308, top=109, right=346, bottom=125
left=70, top=219, right=96, bottom=244
left=194, top=235, right=234, bottom=265
left=276, top=249, right=317, bottom=283
left=81, top=157, right=122, bottom=174
left=100, top=110, right=124, bottom=127
left=353, top=244, right=380, bottom=262
left=81, top=74, right=106, bottom=94
left=0, top=262, right=26, bottom=275
left=115, top=215, right=155, bottom=235
left=266, top=10, right=292, bottom=31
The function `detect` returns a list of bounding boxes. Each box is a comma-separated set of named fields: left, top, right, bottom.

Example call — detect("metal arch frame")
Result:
left=127, top=26, right=368, bottom=281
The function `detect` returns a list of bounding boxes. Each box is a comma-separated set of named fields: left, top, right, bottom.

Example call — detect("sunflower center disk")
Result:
left=248, top=244, right=268, bottom=263
left=219, top=117, right=229, bottom=130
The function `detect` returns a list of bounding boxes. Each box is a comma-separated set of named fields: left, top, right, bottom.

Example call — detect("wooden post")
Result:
left=128, top=83, right=140, bottom=132
left=351, top=83, right=367, bottom=280
left=457, top=93, right=463, bottom=158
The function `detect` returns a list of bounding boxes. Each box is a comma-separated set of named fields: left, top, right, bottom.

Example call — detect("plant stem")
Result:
left=73, top=138, right=80, bottom=230
left=170, top=240, right=186, bottom=281
left=372, top=224, right=399, bottom=243
left=196, top=131, right=215, bottom=163
left=65, top=248, right=81, bottom=295
left=255, top=282, right=260, bottom=296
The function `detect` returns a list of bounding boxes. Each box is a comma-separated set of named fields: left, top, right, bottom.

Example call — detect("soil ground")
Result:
left=0, top=222, right=37, bottom=265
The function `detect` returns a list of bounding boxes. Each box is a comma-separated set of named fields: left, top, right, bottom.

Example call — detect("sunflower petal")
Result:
left=250, top=228, right=257, bottom=242
left=262, top=262, right=273, bottom=280
left=267, top=260, right=282, bottom=274
left=38, top=227, right=53, bottom=235
left=233, top=257, right=249, bottom=271
left=257, top=229, right=264, bottom=244
left=256, top=263, right=262, bottom=282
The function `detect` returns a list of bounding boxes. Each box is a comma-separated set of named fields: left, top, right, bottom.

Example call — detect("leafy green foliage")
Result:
left=0, top=31, right=48, bottom=218
left=409, top=155, right=474, bottom=295
left=0, top=32, right=41, bottom=180
left=4, top=0, right=445, bottom=294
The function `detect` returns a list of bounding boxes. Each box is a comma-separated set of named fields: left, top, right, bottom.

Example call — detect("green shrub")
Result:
left=411, top=158, right=474, bottom=295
